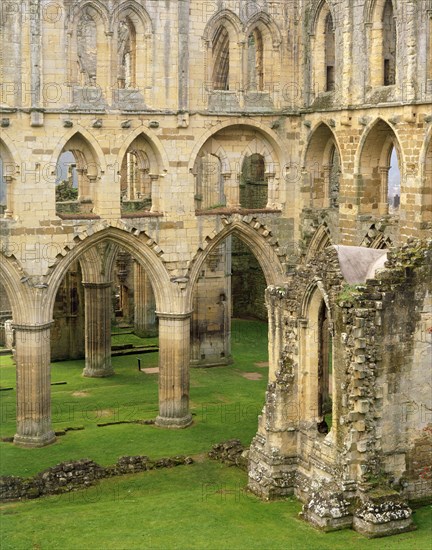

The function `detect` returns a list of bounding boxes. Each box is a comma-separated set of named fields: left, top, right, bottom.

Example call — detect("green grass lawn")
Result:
left=1, top=320, right=431, bottom=549
left=0, top=320, right=269, bottom=477
left=1, top=462, right=431, bottom=550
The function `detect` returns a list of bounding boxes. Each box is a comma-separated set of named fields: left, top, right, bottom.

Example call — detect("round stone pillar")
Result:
left=13, top=322, right=56, bottom=448
left=82, top=282, right=114, bottom=377
left=155, top=312, right=193, bottom=428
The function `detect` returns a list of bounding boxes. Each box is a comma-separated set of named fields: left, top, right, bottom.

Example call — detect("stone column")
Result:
left=149, top=174, right=160, bottom=212
left=155, top=311, right=193, bottom=428
left=82, top=282, right=114, bottom=377
left=13, top=322, right=56, bottom=448
left=134, top=261, right=157, bottom=337
left=4, top=175, right=14, bottom=218
left=267, top=293, right=283, bottom=383
left=265, top=171, right=278, bottom=209
left=379, top=167, right=390, bottom=215
left=323, top=165, right=331, bottom=208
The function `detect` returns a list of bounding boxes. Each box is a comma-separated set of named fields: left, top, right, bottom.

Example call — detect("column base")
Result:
left=82, top=366, right=115, bottom=378
left=13, top=431, right=56, bottom=448
left=190, top=355, right=233, bottom=368
left=353, top=516, right=415, bottom=538
left=155, top=414, right=193, bottom=429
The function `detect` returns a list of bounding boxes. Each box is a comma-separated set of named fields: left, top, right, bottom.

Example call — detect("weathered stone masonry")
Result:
left=0, top=0, right=430, bottom=537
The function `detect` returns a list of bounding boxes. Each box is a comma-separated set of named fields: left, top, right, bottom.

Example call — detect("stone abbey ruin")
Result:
left=0, top=0, right=431, bottom=539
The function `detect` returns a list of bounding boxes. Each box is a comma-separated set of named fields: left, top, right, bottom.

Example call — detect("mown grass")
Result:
left=0, top=320, right=269, bottom=477
left=1, top=319, right=431, bottom=549
left=1, top=462, right=431, bottom=550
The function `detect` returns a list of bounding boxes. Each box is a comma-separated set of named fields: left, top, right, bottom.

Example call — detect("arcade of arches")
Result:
left=0, top=0, right=431, bottom=539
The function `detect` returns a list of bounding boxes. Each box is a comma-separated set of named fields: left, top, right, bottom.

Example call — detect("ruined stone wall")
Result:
left=248, top=239, right=431, bottom=535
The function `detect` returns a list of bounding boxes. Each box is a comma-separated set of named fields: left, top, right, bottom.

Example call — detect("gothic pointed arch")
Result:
left=243, top=11, right=282, bottom=94
left=117, top=130, right=168, bottom=214
left=361, top=224, right=392, bottom=249
left=203, top=10, right=242, bottom=93
left=202, top=9, right=242, bottom=42
left=45, top=226, right=174, bottom=318
left=303, top=122, right=342, bottom=209
left=299, top=279, right=334, bottom=431
left=116, top=128, right=169, bottom=175
left=305, top=223, right=333, bottom=261
left=0, top=253, right=30, bottom=324
left=355, top=118, right=403, bottom=216
left=186, top=215, right=286, bottom=311
left=188, top=118, right=285, bottom=173
left=54, top=130, right=105, bottom=216
left=365, top=0, right=397, bottom=87
left=66, top=1, right=110, bottom=102
left=111, top=1, right=153, bottom=98
left=308, top=0, right=338, bottom=98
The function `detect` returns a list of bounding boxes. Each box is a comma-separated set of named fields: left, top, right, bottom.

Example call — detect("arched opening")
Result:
left=240, top=154, right=267, bottom=209
left=55, top=151, right=79, bottom=210
left=51, top=261, right=85, bottom=361
left=369, top=0, right=397, bottom=88
left=317, top=300, right=332, bottom=432
left=310, top=2, right=336, bottom=97
left=388, top=147, right=401, bottom=212
left=190, top=233, right=268, bottom=377
left=303, top=124, right=341, bottom=210
left=190, top=124, right=282, bottom=211
left=120, top=138, right=154, bottom=214
left=246, top=28, right=264, bottom=92
left=358, top=119, right=401, bottom=216
left=382, top=0, right=396, bottom=86
left=112, top=248, right=157, bottom=337
left=50, top=241, right=159, bottom=392
left=299, top=287, right=334, bottom=434
left=55, top=134, right=100, bottom=217
left=117, top=17, right=136, bottom=89
left=324, top=12, right=335, bottom=92
left=212, top=26, right=230, bottom=90
left=68, top=4, right=109, bottom=105
left=231, top=235, right=267, bottom=321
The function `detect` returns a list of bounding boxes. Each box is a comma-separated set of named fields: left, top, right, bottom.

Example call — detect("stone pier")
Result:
left=155, top=312, right=193, bottom=428
left=13, top=322, right=56, bottom=448
left=82, top=282, right=114, bottom=378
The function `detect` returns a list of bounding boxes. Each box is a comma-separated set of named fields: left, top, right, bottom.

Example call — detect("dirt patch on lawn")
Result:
left=254, top=362, right=269, bottom=368
left=141, top=367, right=159, bottom=374
left=72, top=391, right=90, bottom=397
left=98, top=409, right=115, bottom=418
left=242, top=372, right=263, bottom=380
